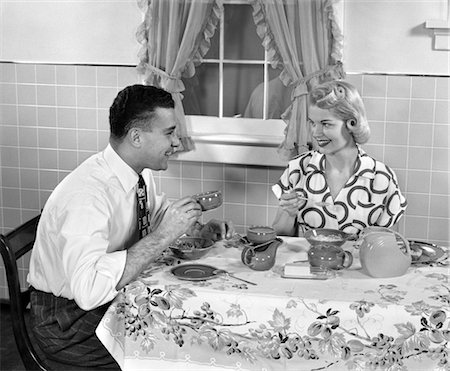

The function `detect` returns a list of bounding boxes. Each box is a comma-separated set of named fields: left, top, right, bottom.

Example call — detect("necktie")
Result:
left=136, top=174, right=150, bottom=239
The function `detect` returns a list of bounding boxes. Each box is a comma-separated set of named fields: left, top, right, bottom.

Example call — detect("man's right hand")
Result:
left=157, top=196, right=202, bottom=241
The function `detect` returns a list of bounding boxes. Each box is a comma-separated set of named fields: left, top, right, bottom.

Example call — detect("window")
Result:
left=183, top=2, right=291, bottom=120
left=179, top=1, right=287, bottom=166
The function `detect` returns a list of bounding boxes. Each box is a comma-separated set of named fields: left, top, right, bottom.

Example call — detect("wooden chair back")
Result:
left=0, top=215, right=46, bottom=371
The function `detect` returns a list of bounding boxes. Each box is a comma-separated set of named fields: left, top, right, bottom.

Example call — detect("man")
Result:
left=27, top=85, right=234, bottom=369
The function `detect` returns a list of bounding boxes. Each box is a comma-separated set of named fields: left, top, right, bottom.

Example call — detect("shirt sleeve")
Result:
left=375, top=167, right=408, bottom=227
left=56, top=195, right=127, bottom=311
left=272, top=156, right=306, bottom=200
left=272, top=166, right=293, bottom=200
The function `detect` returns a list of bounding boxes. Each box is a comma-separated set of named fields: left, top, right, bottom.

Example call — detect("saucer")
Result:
left=171, top=264, right=219, bottom=281
left=409, top=240, right=448, bottom=265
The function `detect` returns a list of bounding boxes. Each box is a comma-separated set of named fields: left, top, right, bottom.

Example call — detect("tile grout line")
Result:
left=426, top=78, right=438, bottom=242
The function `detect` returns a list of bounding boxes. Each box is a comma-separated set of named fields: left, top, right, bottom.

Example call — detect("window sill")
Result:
left=174, top=115, right=287, bottom=167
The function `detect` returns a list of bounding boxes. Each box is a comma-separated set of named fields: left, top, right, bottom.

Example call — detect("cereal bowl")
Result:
left=169, top=237, right=214, bottom=260
left=304, top=228, right=350, bottom=247
left=193, top=190, right=223, bottom=211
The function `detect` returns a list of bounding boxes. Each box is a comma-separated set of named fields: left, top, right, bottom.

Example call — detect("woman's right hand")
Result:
left=279, top=191, right=306, bottom=217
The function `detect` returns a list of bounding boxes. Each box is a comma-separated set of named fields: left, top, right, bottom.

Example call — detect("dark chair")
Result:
left=1, top=216, right=116, bottom=371
left=0, top=215, right=46, bottom=371
left=1, top=215, right=100, bottom=371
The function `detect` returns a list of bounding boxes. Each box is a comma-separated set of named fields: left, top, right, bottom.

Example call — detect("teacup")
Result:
left=246, top=226, right=277, bottom=245
left=193, top=190, right=223, bottom=211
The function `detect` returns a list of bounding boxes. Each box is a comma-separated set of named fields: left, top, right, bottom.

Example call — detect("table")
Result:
left=96, top=237, right=450, bottom=371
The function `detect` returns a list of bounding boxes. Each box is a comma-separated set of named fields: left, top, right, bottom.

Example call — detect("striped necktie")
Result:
left=136, top=174, right=150, bottom=239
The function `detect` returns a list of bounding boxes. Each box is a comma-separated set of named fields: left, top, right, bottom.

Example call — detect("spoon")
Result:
left=213, top=269, right=257, bottom=286
left=297, top=195, right=333, bottom=207
left=235, top=234, right=277, bottom=248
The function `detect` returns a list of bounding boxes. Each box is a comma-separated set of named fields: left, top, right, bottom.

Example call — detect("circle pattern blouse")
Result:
left=272, top=147, right=408, bottom=235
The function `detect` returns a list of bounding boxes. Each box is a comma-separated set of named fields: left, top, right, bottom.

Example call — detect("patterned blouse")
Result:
left=272, top=147, right=407, bottom=235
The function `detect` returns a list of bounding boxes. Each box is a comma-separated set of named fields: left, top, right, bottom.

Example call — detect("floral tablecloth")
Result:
left=96, top=237, right=450, bottom=371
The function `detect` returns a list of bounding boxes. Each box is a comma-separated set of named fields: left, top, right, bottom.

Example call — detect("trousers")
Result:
left=30, top=289, right=120, bottom=370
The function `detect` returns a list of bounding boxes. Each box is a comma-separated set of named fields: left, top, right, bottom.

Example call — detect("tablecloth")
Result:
left=96, top=237, right=450, bottom=371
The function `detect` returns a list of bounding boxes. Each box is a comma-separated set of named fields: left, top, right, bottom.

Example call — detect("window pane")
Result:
left=223, top=64, right=263, bottom=118
left=203, top=27, right=219, bottom=60
left=266, top=70, right=293, bottom=119
left=183, top=63, right=219, bottom=116
left=224, top=4, right=263, bottom=60
left=243, top=68, right=293, bottom=119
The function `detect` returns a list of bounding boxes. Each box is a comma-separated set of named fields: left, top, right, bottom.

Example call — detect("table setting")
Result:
left=96, top=191, right=449, bottom=371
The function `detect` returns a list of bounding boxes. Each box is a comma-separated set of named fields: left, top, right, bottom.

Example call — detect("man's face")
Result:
left=139, top=107, right=180, bottom=171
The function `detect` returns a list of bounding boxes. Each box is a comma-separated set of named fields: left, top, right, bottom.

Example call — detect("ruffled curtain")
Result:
left=136, top=0, right=223, bottom=152
left=250, top=0, right=344, bottom=160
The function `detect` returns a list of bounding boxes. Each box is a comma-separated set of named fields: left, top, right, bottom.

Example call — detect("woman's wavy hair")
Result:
left=308, top=80, right=370, bottom=144
left=109, top=84, right=174, bottom=140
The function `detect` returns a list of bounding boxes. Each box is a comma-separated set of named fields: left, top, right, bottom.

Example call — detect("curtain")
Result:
left=250, top=0, right=345, bottom=160
left=136, top=0, right=223, bottom=152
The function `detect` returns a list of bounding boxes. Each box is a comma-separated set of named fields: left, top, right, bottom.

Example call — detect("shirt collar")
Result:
left=306, top=146, right=376, bottom=179
left=353, top=146, right=376, bottom=179
left=103, top=144, right=139, bottom=193
left=306, top=150, right=326, bottom=173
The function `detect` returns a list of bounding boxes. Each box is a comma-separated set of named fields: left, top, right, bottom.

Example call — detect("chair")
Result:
left=1, top=216, right=112, bottom=371
left=0, top=215, right=46, bottom=371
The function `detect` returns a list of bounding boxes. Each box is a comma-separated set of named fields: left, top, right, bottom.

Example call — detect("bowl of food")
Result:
left=193, top=190, right=223, bottom=211
left=304, top=228, right=350, bottom=247
left=169, top=237, right=214, bottom=260
left=246, top=226, right=277, bottom=245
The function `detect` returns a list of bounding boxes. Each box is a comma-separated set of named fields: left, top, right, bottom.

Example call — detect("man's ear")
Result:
left=128, top=128, right=141, bottom=148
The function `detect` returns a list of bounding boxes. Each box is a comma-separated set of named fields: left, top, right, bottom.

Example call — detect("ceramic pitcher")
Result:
left=308, top=244, right=353, bottom=270
left=359, top=227, right=411, bottom=278
left=241, top=239, right=283, bottom=271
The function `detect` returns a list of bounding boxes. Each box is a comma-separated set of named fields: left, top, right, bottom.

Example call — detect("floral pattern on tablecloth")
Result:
left=112, top=270, right=450, bottom=371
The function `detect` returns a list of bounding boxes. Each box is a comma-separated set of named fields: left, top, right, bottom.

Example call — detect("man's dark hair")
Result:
left=109, top=84, right=175, bottom=140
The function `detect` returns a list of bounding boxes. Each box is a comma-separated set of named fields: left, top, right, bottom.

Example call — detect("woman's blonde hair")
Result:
left=309, top=80, right=370, bottom=144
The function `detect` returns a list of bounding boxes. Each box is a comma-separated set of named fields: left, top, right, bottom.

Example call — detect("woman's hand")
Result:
left=279, top=191, right=305, bottom=217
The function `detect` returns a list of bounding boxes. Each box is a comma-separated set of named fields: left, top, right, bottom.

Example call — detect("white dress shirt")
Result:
left=28, top=144, right=169, bottom=310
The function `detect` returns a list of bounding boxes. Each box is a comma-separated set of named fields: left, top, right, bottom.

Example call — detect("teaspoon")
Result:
left=213, top=269, right=257, bottom=286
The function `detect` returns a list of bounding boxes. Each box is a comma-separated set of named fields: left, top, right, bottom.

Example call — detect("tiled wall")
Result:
left=0, top=62, right=449, bottom=298
left=345, top=73, right=449, bottom=246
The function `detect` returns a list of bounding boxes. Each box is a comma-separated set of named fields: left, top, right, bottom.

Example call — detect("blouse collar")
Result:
left=306, top=146, right=376, bottom=180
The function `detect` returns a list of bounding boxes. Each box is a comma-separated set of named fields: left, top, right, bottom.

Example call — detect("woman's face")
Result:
left=308, top=105, right=355, bottom=155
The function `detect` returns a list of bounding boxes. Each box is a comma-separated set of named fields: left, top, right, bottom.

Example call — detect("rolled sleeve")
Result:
left=57, top=195, right=131, bottom=310
left=61, top=235, right=126, bottom=310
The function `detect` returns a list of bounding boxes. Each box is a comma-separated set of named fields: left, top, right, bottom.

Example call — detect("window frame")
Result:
left=176, top=115, right=286, bottom=166
left=178, top=0, right=288, bottom=167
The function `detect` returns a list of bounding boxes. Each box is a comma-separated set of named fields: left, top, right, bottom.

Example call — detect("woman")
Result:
left=272, top=80, right=407, bottom=236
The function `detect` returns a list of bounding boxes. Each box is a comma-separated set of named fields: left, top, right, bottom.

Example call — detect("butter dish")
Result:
left=282, top=263, right=332, bottom=280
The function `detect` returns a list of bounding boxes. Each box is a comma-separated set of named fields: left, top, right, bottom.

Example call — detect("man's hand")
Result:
left=200, top=219, right=235, bottom=241
left=157, top=197, right=202, bottom=241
